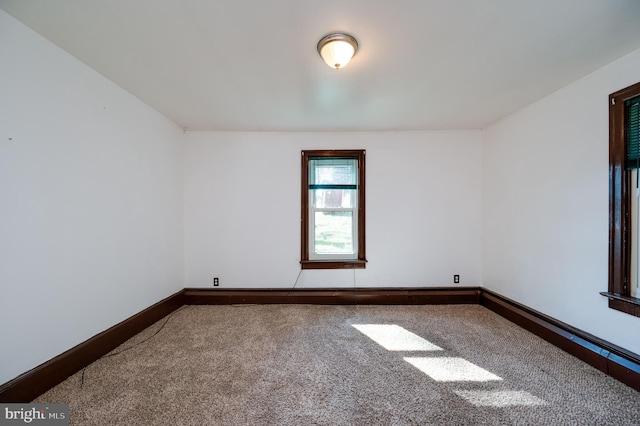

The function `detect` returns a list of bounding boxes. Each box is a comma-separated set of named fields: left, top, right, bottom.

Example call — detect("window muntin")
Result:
left=301, top=150, right=366, bottom=269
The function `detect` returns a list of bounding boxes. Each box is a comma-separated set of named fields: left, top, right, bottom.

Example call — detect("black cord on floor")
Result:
left=80, top=305, right=187, bottom=388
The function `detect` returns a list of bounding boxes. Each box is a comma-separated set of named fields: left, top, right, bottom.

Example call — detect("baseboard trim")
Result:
left=2, top=286, right=639, bottom=402
left=183, top=287, right=481, bottom=305
left=480, top=289, right=640, bottom=391
left=0, top=289, right=185, bottom=403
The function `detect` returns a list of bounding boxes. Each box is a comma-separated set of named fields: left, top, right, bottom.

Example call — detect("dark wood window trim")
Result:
left=605, top=81, right=640, bottom=317
left=301, top=150, right=366, bottom=270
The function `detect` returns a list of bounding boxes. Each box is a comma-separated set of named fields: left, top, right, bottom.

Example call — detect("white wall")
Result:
left=0, top=10, right=184, bottom=384
left=184, top=131, right=482, bottom=289
left=483, top=47, right=640, bottom=354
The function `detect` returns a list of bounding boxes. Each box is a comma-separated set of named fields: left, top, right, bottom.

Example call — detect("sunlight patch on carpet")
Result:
left=453, top=390, right=546, bottom=407
left=404, top=357, right=502, bottom=382
left=352, top=324, right=443, bottom=351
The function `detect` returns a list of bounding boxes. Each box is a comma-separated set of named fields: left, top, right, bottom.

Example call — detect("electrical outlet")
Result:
left=213, top=277, right=219, bottom=287
left=453, top=275, right=460, bottom=284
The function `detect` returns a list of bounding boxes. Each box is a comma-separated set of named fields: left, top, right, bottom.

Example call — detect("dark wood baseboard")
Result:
left=480, top=289, right=640, bottom=391
left=0, top=289, right=185, bottom=403
left=2, top=286, right=639, bottom=402
left=183, top=287, right=481, bottom=305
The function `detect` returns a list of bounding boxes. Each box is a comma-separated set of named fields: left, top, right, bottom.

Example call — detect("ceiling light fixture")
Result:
left=317, top=33, right=358, bottom=70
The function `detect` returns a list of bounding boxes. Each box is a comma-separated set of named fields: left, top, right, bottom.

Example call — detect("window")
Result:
left=605, top=81, right=640, bottom=317
left=301, top=150, right=366, bottom=269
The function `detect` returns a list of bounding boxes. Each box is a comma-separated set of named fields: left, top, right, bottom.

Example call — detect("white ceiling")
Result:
left=2, top=0, right=640, bottom=131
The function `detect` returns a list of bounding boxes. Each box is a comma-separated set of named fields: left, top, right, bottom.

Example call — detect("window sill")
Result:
left=301, top=259, right=367, bottom=270
left=600, top=292, right=640, bottom=317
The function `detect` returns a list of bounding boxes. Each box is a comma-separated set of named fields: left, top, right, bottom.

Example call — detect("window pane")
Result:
left=314, top=189, right=355, bottom=208
left=309, top=158, right=357, bottom=185
left=314, top=211, right=354, bottom=254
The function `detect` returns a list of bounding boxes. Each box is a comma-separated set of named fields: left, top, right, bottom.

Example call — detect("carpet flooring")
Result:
left=34, top=305, right=640, bottom=425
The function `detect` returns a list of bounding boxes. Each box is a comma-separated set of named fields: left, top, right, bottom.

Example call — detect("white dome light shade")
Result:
left=317, top=33, right=358, bottom=70
left=320, top=41, right=355, bottom=69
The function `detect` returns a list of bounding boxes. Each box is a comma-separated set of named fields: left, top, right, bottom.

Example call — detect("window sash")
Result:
left=308, top=157, right=359, bottom=259
left=309, top=195, right=358, bottom=260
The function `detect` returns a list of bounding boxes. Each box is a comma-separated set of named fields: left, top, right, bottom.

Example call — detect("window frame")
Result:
left=301, top=150, right=367, bottom=270
left=605, top=81, right=640, bottom=317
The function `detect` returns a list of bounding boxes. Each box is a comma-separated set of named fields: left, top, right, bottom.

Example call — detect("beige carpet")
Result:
left=35, top=305, right=640, bottom=425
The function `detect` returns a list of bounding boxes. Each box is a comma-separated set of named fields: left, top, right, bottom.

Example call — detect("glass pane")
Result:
left=314, top=211, right=354, bottom=254
left=313, top=189, right=355, bottom=208
left=309, top=158, right=357, bottom=185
